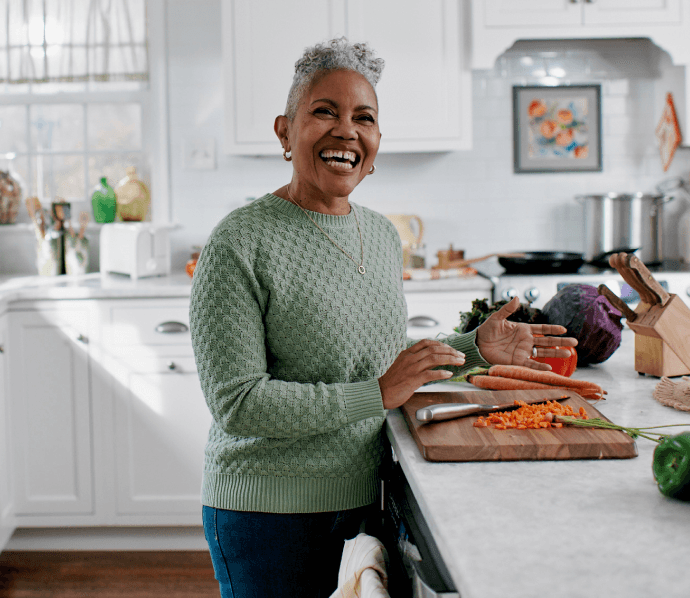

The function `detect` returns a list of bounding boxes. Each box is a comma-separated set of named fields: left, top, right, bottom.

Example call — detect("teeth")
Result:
left=320, top=149, right=357, bottom=163
left=324, top=159, right=354, bottom=170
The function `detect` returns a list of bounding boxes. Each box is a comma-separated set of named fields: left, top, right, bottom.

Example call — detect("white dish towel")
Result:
left=329, top=533, right=391, bottom=598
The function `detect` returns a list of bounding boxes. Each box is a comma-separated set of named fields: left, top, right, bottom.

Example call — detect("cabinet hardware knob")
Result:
left=168, top=361, right=177, bottom=370
left=77, top=334, right=88, bottom=343
left=0, top=345, right=4, bottom=353
left=407, top=315, right=439, bottom=328
left=155, top=321, right=189, bottom=334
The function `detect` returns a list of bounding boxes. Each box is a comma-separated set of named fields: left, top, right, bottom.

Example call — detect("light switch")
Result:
left=183, top=137, right=216, bottom=170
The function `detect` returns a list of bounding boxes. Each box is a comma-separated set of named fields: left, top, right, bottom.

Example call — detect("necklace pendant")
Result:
left=358, top=265, right=366, bottom=275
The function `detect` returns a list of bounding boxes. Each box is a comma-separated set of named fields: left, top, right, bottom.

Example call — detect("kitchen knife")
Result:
left=416, top=396, right=570, bottom=423
left=597, top=284, right=637, bottom=321
left=625, top=254, right=671, bottom=306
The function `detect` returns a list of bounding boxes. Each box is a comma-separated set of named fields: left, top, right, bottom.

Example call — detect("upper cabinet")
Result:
left=472, top=0, right=690, bottom=69
left=221, top=0, right=472, bottom=154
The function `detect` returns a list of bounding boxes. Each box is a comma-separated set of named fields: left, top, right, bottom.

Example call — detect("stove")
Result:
left=478, top=260, right=690, bottom=310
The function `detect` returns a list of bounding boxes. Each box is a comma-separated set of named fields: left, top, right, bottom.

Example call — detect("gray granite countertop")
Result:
left=386, top=328, right=690, bottom=598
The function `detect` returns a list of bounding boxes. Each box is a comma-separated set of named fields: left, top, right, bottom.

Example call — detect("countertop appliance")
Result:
left=99, top=223, right=171, bottom=279
left=478, top=260, right=690, bottom=310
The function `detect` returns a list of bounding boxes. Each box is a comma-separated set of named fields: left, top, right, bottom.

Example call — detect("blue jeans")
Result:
left=202, top=504, right=375, bottom=598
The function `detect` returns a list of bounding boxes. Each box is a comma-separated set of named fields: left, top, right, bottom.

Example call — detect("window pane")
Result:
left=30, top=104, right=84, bottom=152
left=53, top=154, right=86, bottom=201
left=31, top=154, right=85, bottom=202
left=30, top=155, right=53, bottom=200
left=0, top=106, right=28, bottom=153
left=87, top=104, right=142, bottom=150
left=88, top=153, right=147, bottom=194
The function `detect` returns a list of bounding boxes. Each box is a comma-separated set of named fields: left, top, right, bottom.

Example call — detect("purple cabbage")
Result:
left=541, top=284, right=623, bottom=365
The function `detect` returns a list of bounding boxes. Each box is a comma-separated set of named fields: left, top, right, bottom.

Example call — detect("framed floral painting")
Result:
left=512, top=85, right=602, bottom=174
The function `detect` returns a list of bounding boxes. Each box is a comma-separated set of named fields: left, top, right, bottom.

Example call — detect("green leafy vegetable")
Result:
left=456, top=298, right=548, bottom=334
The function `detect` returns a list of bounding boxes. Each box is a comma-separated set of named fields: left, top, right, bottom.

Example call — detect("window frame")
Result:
left=0, top=0, right=170, bottom=226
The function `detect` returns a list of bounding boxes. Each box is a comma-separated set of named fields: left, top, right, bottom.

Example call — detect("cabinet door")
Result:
left=222, top=0, right=470, bottom=153
left=7, top=309, right=93, bottom=516
left=482, top=0, right=581, bottom=28
left=222, top=0, right=347, bottom=152
left=482, top=0, right=681, bottom=27
left=347, top=0, right=471, bottom=151
left=583, top=0, right=682, bottom=25
left=0, top=315, right=16, bottom=552
left=111, top=353, right=212, bottom=517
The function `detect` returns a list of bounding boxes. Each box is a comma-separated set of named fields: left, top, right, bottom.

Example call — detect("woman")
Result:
left=190, top=38, right=576, bottom=597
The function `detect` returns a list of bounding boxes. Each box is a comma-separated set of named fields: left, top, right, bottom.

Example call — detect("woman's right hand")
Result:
left=378, top=340, right=465, bottom=409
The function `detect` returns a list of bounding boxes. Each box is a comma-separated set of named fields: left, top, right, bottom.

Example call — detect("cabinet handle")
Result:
left=408, top=316, right=439, bottom=328
left=168, top=361, right=177, bottom=371
left=0, top=345, right=4, bottom=353
left=77, top=334, right=88, bottom=344
left=155, top=321, right=189, bottom=334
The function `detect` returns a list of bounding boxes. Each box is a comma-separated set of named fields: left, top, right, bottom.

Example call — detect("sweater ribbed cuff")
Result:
left=447, top=329, right=491, bottom=372
left=343, top=379, right=385, bottom=424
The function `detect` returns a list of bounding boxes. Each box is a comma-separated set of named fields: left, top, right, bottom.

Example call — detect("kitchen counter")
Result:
left=0, top=272, right=193, bottom=308
left=386, top=328, right=690, bottom=598
left=0, top=270, right=490, bottom=302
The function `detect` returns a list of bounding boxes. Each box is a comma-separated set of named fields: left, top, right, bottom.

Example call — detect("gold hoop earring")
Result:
left=368, top=164, right=376, bottom=175
left=283, top=149, right=292, bottom=162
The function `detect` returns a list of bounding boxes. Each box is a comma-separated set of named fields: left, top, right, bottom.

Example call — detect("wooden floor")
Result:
left=0, top=551, right=219, bottom=598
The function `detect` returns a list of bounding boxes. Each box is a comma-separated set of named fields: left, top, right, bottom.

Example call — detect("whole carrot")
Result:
left=486, top=365, right=605, bottom=399
left=467, top=375, right=556, bottom=391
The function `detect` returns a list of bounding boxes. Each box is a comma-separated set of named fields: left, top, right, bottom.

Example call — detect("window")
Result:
left=0, top=0, right=155, bottom=222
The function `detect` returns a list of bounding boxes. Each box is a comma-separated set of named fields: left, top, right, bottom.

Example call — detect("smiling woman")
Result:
left=189, top=37, right=576, bottom=598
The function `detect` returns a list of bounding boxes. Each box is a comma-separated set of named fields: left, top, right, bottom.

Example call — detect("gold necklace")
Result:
left=286, top=186, right=366, bottom=275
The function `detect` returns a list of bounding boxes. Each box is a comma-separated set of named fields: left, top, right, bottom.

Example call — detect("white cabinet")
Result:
left=222, top=0, right=471, bottom=154
left=0, top=313, right=15, bottom=552
left=100, top=299, right=211, bottom=523
left=472, top=0, right=690, bottom=69
left=6, top=305, right=94, bottom=518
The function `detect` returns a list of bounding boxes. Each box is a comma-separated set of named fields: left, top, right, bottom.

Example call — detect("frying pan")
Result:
left=498, top=248, right=639, bottom=275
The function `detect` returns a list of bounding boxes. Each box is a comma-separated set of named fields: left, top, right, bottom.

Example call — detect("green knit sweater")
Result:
left=189, top=193, right=488, bottom=513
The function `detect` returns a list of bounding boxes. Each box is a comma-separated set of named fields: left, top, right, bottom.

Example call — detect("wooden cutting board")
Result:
left=400, top=390, right=638, bottom=462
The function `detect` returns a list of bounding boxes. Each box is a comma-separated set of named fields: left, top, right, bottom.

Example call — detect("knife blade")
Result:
left=626, top=254, right=671, bottom=306
left=415, top=396, right=570, bottom=423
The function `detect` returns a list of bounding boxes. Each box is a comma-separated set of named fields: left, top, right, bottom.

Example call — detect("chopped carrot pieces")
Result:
left=472, top=398, right=588, bottom=431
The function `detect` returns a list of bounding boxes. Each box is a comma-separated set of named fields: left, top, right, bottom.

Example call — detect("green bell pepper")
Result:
left=653, top=432, right=690, bottom=500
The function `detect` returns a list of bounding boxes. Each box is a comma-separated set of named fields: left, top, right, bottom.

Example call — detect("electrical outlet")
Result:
left=183, top=137, right=216, bottom=170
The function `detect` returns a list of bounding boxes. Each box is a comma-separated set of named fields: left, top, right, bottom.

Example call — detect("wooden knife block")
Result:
left=626, top=294, right=690, bottom=377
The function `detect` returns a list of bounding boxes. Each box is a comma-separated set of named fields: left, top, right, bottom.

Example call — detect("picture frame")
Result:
left=513, top=84, right=602, bottom=174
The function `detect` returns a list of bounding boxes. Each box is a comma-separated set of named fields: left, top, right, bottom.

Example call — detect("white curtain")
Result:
left=0, top=0, right=148, bottom=83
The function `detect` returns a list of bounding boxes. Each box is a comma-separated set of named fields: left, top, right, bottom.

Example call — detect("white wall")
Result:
left=166, top=1, right=690, bottom=273
left=4, top=0, right=690, bottom=276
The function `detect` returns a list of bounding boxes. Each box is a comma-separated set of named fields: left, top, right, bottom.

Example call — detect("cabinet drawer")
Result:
left=405, top=290, right=490, bottom=340
left=105, top=302, right=191, bottom=347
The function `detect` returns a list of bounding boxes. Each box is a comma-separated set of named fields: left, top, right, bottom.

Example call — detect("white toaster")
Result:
left=99, top=223, right=171, bottom=279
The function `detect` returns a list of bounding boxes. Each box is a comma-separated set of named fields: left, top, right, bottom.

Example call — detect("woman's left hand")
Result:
left=475, top=297, right=578, bottom=370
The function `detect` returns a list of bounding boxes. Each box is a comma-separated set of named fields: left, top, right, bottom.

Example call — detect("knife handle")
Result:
left=416, top=403, right=483, bottom=422
left=626, top=254, right=671, bottom=306
left=597, top=284, right=637, bottom=321
left=610, top=252, right=655, bottom=307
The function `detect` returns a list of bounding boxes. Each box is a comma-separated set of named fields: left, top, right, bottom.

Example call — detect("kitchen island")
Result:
left=386, top=327, right=690, bottom=598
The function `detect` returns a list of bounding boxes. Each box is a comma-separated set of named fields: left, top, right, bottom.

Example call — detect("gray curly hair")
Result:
left=284, top=37, right=385, bottom=121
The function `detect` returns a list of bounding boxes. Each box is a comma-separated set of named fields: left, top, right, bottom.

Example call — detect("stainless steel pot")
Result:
left=576, top=192, right=674, bottom=264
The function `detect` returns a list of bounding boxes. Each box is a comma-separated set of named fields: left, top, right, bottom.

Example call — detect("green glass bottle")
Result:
left=91, top=177, right=117, bottom=223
